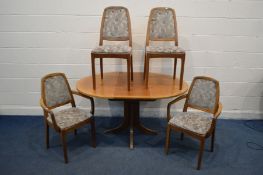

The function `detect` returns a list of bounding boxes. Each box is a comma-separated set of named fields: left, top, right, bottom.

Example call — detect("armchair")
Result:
left=40, top=72, right=96, bottom=163
left=165, top=76, right=222, bottom=170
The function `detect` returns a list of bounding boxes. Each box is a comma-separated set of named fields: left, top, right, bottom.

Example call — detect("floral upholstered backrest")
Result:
left=187, top=77, right=219, bottom=113
left=42, top=73, right=72, bottom=108
left=148, top=7, right=177, bottom=41
left=101, top=6, right=130, bottom=41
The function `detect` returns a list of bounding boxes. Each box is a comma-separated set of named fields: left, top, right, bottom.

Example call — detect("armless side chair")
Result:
left=165, top=76, right=222, bottom=170
left=144, top=7, right=185, bottom=89
left=40, top=72, right=96, bottom=163
left=91, top=6, right=133, bottom=91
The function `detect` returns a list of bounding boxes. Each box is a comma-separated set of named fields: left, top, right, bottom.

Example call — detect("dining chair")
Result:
left=40, top=72, right=96, bottom=163
left=91, top=6, right=133, bottom=91
left=144, top=7, right=185, bottom=89
left=165, top=76, right=222, bottom=170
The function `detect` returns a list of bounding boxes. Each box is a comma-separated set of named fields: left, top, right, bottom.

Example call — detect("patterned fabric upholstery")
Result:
left=103, top=7, right=129, bottom=39
left=188, top=79, right=217, bottom=111
left=47, top=108, right=91, bottom=129
left=169, top=112, right=213, bottom=135
left=146, top=45, right=184, bottom=53
left=44, top=75, right=72, bottom=107
left=92, top=45, right=131, bottom=53
left=149, top=8, right=176, bottom=40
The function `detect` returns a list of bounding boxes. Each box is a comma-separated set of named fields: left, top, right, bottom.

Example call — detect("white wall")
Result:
left=0, top=0, right=263, bottom=119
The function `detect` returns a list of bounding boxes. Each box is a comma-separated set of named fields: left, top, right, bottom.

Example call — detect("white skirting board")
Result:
left=0, top=106, right=263, bottom=120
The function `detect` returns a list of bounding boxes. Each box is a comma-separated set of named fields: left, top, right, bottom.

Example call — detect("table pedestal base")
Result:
left=105, top=100, right=157, bottom=149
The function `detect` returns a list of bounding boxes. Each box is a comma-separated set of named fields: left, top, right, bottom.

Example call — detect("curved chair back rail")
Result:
left=146, top=7, right=178, bottom=45
left=100, top=6, right=132, bottom=46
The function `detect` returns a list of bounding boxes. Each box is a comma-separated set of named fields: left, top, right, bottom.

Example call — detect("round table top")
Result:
left=76, top=72, right=188, bottom=100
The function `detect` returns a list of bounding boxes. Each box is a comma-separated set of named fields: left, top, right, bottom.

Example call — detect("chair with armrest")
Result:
left=165, top=76, right=222, bottom=170
left=91, top=6, right=133, bottom=91
left=40, top=72, right=96, bottom=163
left=144, top=7, right=185, bottom=89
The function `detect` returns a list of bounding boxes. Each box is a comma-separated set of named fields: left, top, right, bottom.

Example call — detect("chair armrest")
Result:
left=71, top=90, right=95, bottom=115
left=39, top=98, right=59, bottom=130
left=214, top=102, right=223, bottom=119
left=167, top=94, right=187, bottom=121
left=39, top=98, right=54, bottom=116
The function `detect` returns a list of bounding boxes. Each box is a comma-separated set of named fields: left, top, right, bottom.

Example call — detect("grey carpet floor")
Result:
left=0, top=116, right=263, bottom=175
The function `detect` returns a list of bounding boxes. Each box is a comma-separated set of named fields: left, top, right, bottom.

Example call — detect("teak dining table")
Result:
left=76, top=72, right=188, bottom=149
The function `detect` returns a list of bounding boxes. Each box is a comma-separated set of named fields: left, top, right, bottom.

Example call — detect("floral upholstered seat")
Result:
left=168, top=78, right=217, bottom=135
left=169, top=112, right=213, bottom=135
left=146, top=45, right=184, bottom=54
left=165, top=76, right=222, bottom=170
left=47, top=108, right=91, bottom=130
left=92, top=45, right=131, bottom=54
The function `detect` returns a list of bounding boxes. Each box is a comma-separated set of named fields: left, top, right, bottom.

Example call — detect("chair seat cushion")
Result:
left=92, top=45, right=132, bottom=54
left=169, top=112, right=213, bottom=135
left=146, top=45, right=184, bottom=54
left=47, top=108, right=91, bottom=129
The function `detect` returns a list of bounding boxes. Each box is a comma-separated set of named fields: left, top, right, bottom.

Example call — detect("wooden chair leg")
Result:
left=179, top=56, right=185, bottom=90
left=74, top=129, right=77, bottom=136
left=143, top=53, right=147, bottom=80
left=173, top=58, right=177, bottom=79
left=127, top=58, right=131, bottom=91
left=130, top=55, right=133, bottom=81
left=197, top=138, right=205, bottom=170
left=91, top=54, right=96, bottom=90
left=90, top=118, right=96, bottom=148
left=145, top=56, right=150, bottom=88
left=60, top=132, right=68, bottom=164
left=211, top=129, right=215, bottom=152
left=180, top=132, right=184, bottom=140
left=165, top=125, right=171, bottom=155
left=100, top=58, right=103, bottom=79
left=45, top=122, right=49, bottom=149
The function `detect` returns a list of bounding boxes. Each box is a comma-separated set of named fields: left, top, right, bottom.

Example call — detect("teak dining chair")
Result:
left=91, top=6, right=133, bottom=91
left=144, top=7, right=185, bottom=89
left=165, top=76, right=222, bottom=170
left=40, top=72, right=96, bottom=163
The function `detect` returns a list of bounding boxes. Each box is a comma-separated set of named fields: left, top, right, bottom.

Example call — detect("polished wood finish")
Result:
left=77, top=72, right=188, bottom=100
left=144, top=7, right=185, bottom=90
left=165, top=76, right=223, bottom=170
left=77, top=72, right=188, bottom=148
left=91, top=6, right=133, bottom=91
left=40, top=72, right=96, bottom=163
